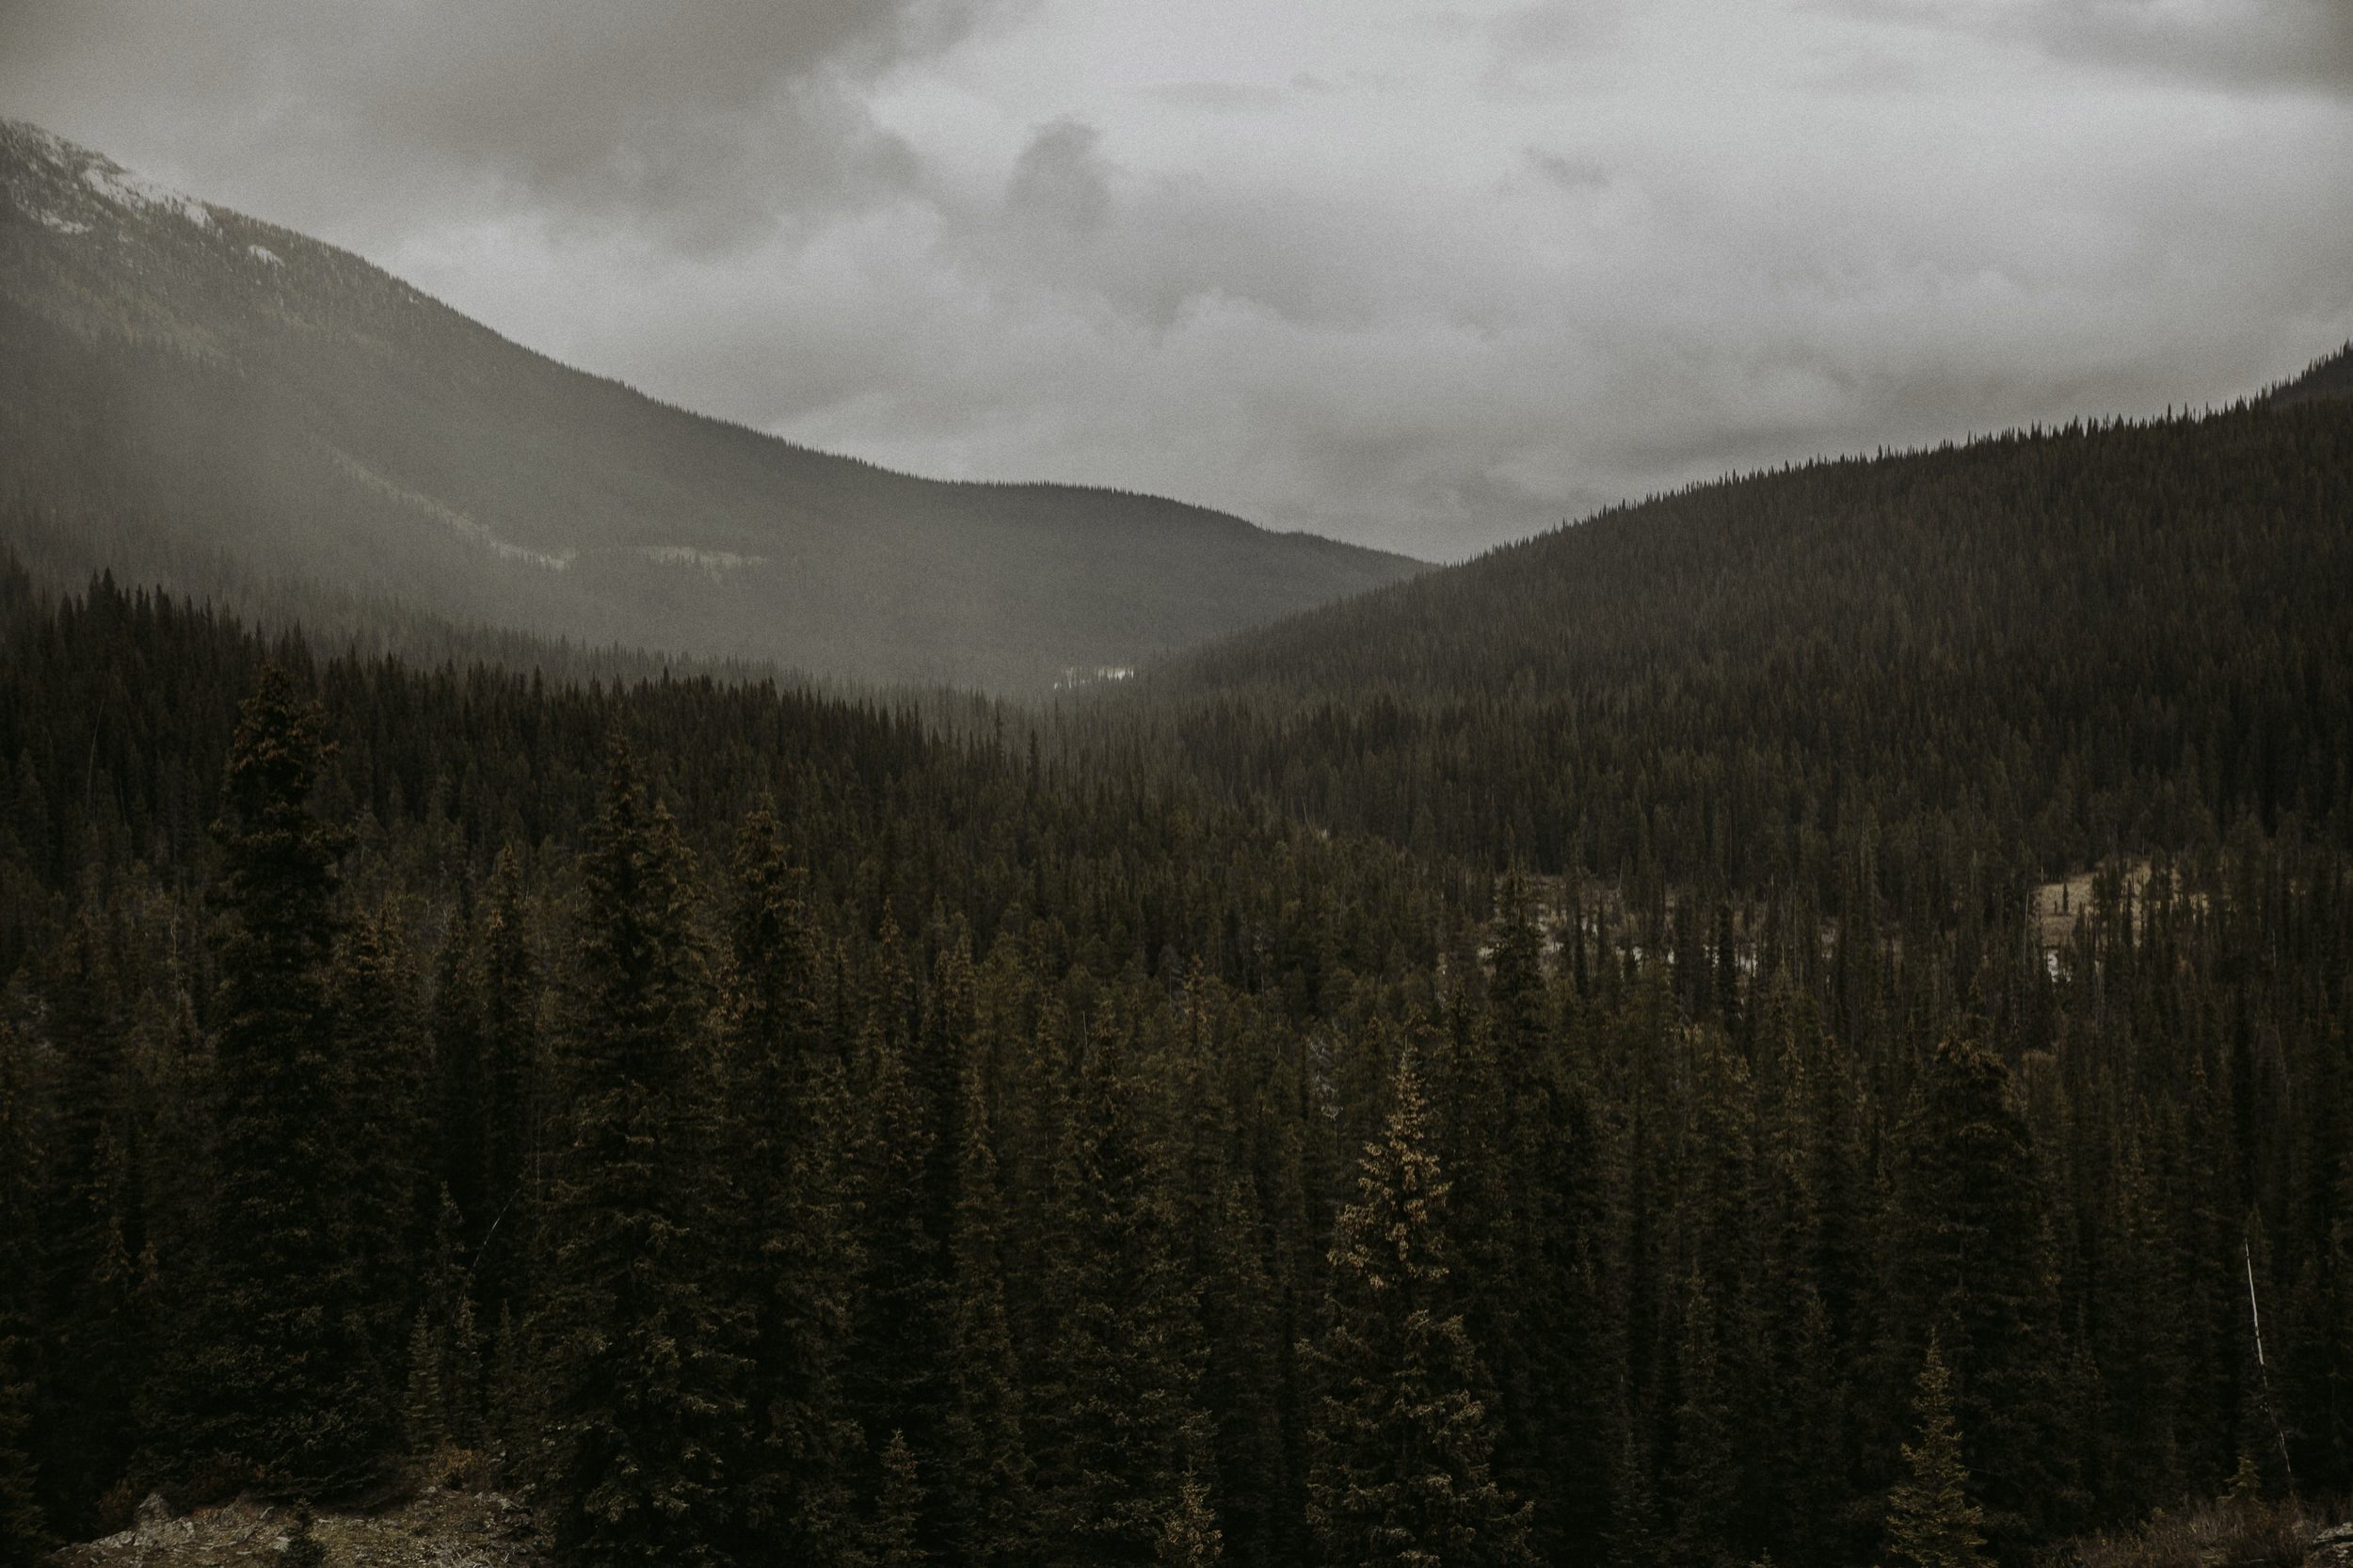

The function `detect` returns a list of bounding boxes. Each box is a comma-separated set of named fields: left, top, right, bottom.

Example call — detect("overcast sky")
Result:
left=4, top=0, right=2349, bottom=559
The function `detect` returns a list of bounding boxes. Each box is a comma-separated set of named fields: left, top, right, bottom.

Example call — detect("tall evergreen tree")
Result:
left=1160, top=1472, right=1225, bottom=1568
left=0, top=1018, right=50, bottom=1560
left=1890, top=1031, right=2079, bottom=1549
left=541, top=735, right=741, bottom=1568
left=172, top=664, right=393, bottom=1494
left=1305, top=1039, right=1530, bottom=1568
left=872, top=1430, right=928, bottom=1568
left=938, top=1015, right=1034, bottom=1568
left=476, top=844, right=540, bottom=1318
left=847, top=1009, right=951, bottom=1536
left=329, top=910, right=427, bottom=1370
left=1666, top=1270, right=1740, bottom=1568
left=719, top=808, right=861, bottom=1568
left=1033, top=1007, right=1209, bottom=1567
left=28, top=904, right=142, bottom=1534
left=1881, top=1338, right=1987, bottom=1568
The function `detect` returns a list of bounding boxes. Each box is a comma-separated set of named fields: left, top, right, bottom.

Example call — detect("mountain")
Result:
left=0, top=120, right=1421, bottom=692
left=1156, top=393, right=2353, bottom=886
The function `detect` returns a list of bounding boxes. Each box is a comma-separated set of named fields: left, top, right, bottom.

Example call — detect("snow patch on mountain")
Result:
left=80, top=162, right=214, bottom=229
left=326, top=445, right=577, bottom=572
left=629, top=545, right=768, bottom=578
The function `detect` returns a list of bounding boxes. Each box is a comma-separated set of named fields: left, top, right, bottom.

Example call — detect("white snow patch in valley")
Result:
left=248, top=244, right=281, bottom=265
left=34, top=209, right=89, bottom=234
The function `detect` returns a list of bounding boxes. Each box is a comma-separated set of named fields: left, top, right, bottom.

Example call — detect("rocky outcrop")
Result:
left=55, top=1485, right=547, bottom=1568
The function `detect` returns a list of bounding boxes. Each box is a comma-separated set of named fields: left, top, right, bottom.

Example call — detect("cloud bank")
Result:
left=4, top=0, right=2349, bottom=558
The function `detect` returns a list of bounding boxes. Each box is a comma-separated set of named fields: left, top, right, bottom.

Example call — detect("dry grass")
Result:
left=2055, top=1495, right=2343, bottom=1568
left=54, top=1464, right=547, bottom=1568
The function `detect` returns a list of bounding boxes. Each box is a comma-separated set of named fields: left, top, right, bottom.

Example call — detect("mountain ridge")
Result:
left=0, top=118, right=1423, bottom=692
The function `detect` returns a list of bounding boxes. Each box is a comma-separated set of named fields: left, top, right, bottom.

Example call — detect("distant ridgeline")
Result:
left=1, top=335, right=2351, bottom=1568
left=0, top=119, right=1421, bottom=694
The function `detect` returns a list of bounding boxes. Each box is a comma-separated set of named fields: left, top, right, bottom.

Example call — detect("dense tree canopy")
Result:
left=1, top=392, right=2348, bottom=1565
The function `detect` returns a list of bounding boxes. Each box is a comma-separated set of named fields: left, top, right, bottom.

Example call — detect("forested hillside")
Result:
left=2270, top=344, right=2353, bottom=408
left=0, top=120, right=1421, bottom=693
left=4, top=393, right=2352, bottom=1568
left=1160, top=398, right=2353, bottom=907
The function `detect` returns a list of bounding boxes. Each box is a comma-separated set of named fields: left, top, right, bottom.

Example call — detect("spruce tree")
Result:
left=873, top=1430, right=928, bottom=1568
left=176, top=664, right=393, bottom=1494
left=1666, top=1271, right=1739, bottom=1568
left=719, top=808, right=860, bottom=1568
left=938, top=1023, right=1033, bottom=1568
left=1305, top=1040, right=1530, bottom=1568
left=1033, top=1007, right=1210, bottom=1567
left=541, top=734, right=740, bottom=1568
left=476, top=845, right=540, bottom=1318
left=1160, top=1472, right=1225, bottom=1568
left=428, top=911, right=490, bottom=1253
left=0, top=1019, right=50, bottom=1560
left=1891, top=1031, right=2078, bottom=1547
left=407, top=1185, right=486, bottom=1452
left=329, top=910, right=427, bottom=1371
left=30, top=906, right=146, bottom=1532
left=1882, top=1338, right=1986, bottom=1568
left=847, top=1009, right=951, bottom=1537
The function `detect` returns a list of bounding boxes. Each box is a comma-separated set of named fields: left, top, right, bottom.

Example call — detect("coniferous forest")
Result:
left=3, top=391, right=2353, bottom=1568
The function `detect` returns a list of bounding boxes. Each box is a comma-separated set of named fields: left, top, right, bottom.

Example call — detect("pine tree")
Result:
left=1890, top=1030, right=2078, bottom=1546
left=402, top=1185, right=487, bottom=1453
left=30, top=905, right=144, bottom=1533
left=476, top=845, right=540, bottom=1318
left=330, top=910, right=427, bottom=1371
left=1666, top=1270, right=1739, bottom=1568
left=1882, top=1338, right=1986, bottom=1568
left=174, top=664, right=394, bottom=1494
left=429, top=908, right=488, bottom=1247
left=1033, top=1006, right=1209, bottom=1567
left=938, top=1019, right=1033, bottom=1568
left=403, top=1308, right=447, bottom=1456
left=541, top=734, right=741, bottom=1568
left=873, top=1430, right=928, bottom=1568
left=719, top=808, right=860, bottom=1568
left=0, top=1018, right=50, bottom=1560
left=1305, top=1040, right=1531, bottom=1568
left=1160, top=1472, right=1225, bottom=1568
left=847, top=1009, right=951, bottom=1535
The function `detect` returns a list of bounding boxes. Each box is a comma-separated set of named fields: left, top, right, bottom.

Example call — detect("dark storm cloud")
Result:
left=1144, top=82, right=1290, bottom=111
left=0, top=0, right=1000, bottom=244
left=1830, top=0, right=2353, bottom=95
left=1484, top=1, right=1633, bottom=61
left=3, top=0, right=2350, bottom=561
left=1526, top=148, right=1612, bottom=192
left=2029, top=0, right=2353, bottom=93
left=1004, top=119, right=1112, bottom=233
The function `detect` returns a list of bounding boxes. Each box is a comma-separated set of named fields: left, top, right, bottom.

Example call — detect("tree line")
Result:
left=2, top=552, right=2348, bottom=1567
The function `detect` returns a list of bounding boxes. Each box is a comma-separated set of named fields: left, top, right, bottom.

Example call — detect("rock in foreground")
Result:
left=56, top=1485, right=548, bottom=1568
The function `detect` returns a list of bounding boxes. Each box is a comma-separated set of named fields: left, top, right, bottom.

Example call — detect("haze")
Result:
left=4, top=0, right=2348, bottom=559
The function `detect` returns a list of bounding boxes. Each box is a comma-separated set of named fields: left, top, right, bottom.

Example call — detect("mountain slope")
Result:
left=0, top=120, right=1421, bottom=691
left=2265, top=342, right=2353, bottom=407
left=1155, top=396, right=2353, bottom=888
